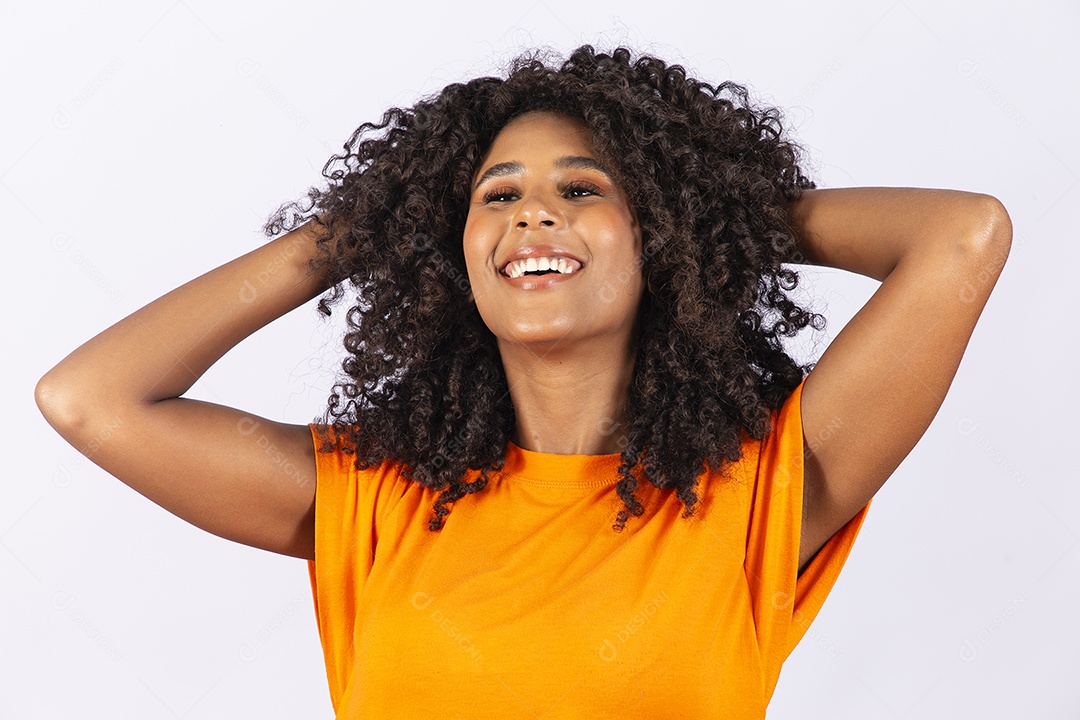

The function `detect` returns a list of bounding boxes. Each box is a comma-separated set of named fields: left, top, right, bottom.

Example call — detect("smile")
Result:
left=500, top=264, right=584, bottom=288
left=501, top=256, right=583, bottom=279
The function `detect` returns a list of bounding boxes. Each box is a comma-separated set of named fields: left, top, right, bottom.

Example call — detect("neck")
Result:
left=499, top=335, right=635, bottom=456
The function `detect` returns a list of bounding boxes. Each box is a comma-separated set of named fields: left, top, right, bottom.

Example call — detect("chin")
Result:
left=496, top=318, right=581, bottom=347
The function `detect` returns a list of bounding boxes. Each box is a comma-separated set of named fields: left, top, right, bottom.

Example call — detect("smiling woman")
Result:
left=36, top=44, right=1010, bottom=720
left=280, top=46, right=831, bottom=540
left=463, top=111, right=647, bottom=447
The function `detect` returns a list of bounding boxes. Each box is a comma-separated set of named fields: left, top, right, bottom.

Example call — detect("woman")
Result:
left=36, top=46, right=1011, bottom=717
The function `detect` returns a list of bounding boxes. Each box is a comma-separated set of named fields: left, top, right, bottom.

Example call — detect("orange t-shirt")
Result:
left=305, top=377, right=870, bottom=719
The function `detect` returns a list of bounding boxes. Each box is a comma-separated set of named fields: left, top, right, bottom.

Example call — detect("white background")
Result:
left=4, top=1, right=1077, bottom=718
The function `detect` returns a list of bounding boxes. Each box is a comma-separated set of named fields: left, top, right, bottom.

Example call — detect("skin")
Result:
left=36, top=226, right=326, bottom=560
left=789, top=187, right=1012, bottom=571
left=35, top=107, right=1013, bottom=570
left=463, top=111, right=645, bottom=456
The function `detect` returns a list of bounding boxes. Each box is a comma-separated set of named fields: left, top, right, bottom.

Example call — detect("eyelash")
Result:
left=481, top=180, right=603, bottom=204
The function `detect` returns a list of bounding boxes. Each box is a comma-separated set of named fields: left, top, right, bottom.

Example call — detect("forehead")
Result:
left=497, top=109, right=589, bottom=134
left=473, top=111, right=601, bottom=182
left=485, top=112, right=593, bottom=155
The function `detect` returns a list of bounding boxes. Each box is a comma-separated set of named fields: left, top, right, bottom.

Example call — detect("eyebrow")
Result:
left=472, top=155, right=612, bottom=191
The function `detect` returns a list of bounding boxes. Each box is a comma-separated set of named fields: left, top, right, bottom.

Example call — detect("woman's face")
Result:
left=463, top=111, right=645, bottom=352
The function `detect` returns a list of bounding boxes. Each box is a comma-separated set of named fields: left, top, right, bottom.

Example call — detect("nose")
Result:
left=513, top=192, right=560, bottom=229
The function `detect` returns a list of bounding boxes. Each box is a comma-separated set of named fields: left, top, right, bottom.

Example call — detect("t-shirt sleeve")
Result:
left=304, top=423, right=411, bottom=710
left=744, top=376, right=871, bottom=694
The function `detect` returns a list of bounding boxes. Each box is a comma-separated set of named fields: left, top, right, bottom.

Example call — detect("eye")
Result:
left=481, top=186, right=518, bottom=203
left=563, top=180, right=602, bottom=198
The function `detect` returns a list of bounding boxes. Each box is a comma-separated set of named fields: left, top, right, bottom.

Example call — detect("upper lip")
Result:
left=498, top=245, right=586, bottom=275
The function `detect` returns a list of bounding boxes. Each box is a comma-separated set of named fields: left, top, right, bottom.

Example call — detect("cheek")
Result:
left=462, top=247, right=482, bottom=287
left=461, top=226, right=493, bottom=288
left=590, top=212, right=642, bottom=265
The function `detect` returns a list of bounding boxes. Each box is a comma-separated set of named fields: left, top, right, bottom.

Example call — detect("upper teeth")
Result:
left=503, top=256, right=582, bottom=279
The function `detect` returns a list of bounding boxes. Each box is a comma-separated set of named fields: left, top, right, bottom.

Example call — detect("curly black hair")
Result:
left=264, top=44, right=824, bottom=532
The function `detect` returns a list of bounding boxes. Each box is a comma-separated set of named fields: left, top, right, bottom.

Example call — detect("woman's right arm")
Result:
left=34, top=221, right=336, bottom=560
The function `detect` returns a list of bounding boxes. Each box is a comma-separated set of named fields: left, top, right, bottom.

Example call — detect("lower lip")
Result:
left=500, top=268, right=583, bottom=289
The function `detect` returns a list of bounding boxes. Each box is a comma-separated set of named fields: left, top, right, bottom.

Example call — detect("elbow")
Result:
left=962, top=194, right=1013, bottom=257
left=35, top=370, right=87, bottom=434
left=948, top=195, right=1012, bottom=305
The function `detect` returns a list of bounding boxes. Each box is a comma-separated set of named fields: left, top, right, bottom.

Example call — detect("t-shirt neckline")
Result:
left=501, top=439, right=625, bottom=486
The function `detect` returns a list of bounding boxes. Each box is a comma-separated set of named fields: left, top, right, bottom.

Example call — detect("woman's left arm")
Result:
left=786, top=187, right=1013, bottom=573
